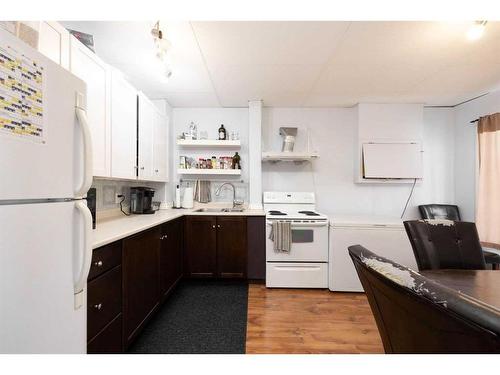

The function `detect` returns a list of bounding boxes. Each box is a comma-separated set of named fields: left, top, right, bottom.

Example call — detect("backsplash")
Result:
left=91, top=178, right=165, bottom=212
left=91, top=178, right=246, bottom=214
left=179, top=179, right=248, bottom=204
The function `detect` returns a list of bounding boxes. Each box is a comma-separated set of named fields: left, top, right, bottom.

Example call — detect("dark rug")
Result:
left=128, top=279, right=249, bottom=354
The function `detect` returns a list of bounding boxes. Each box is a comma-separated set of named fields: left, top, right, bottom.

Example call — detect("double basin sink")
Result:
left=193, top=207, right=245, bottom=213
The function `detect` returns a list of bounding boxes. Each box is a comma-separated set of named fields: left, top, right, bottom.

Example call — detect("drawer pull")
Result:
left=94, top=303, right=103, bottom=310
left=212, top=225, right=216, bottom=229
left=94, top=260, right=103, bottom=267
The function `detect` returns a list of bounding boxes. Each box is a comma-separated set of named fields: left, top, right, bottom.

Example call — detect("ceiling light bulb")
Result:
left=466, top=21, right=487, bottom=41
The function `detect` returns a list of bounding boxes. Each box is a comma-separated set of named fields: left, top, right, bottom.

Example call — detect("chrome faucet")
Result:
left=215, top=182, right=243, bottom=208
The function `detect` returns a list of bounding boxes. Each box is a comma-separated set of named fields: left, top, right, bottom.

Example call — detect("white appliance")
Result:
left=329, top=216, right=418, bottom=292
left=264, top=192, right=329, bottom=288
left=0, top=29, right=93, bottom=353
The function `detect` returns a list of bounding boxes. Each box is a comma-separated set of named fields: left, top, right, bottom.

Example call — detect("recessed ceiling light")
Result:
left=466, top=21, right=487, bottom=41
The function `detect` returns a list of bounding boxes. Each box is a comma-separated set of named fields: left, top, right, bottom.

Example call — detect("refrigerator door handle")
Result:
left=74, top=200, right=93, bottom=310
left=75, top=93, right=93, bottom=198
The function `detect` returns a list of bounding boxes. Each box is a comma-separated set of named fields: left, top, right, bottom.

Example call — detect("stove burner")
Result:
left=268, top=210, right=287, bottom=216
left=298, top=210, right=320, bottom=216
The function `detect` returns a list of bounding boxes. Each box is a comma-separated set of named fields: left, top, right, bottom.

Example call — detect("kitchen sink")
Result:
left=194, top=207, right=245, bottom=213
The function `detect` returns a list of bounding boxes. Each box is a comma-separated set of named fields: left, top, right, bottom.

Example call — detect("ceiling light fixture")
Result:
left=466, top=20, right=487, bottom=41
left=151, top=21, right=173, bottom=80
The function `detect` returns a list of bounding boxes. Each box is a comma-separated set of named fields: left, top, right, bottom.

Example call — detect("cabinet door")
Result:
left=216, top=217, right=247, bottom=278
left=137, top=93, right=155, bottom=181
left=152, top=110, right=168, bottom=182
left=110, top=71, right=138, bottom=179
left=38, top=21, right=70, bottom=69
left=184, top=216, right=217, bottom=278
left=160, top=218, right=183, bottom=299
left=247, top=216, right=266, bottom=280
left=123, top=227, right=160, bottom=346
left=70, top=36, right=111, bottom=177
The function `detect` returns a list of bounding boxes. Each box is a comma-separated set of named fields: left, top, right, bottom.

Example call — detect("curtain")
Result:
left=476, top=113, right=500, bottom=249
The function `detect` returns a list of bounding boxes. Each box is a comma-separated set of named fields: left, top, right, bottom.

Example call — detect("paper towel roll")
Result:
left=182, top=187, right=194, bottom=208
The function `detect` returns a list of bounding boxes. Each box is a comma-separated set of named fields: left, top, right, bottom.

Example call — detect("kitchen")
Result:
left=1, top=1, right=500, bottom=369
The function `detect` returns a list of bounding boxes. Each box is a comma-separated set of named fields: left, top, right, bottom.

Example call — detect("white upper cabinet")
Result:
left=110, top=70, right=138, bottom=180
left=137, top=93, right=169, bottom=182
left=137, top=93, right=155, bottom=181
left=69, top=36, right=111, bottom=178
left=152, top=110, right=168, bottom=182
left=37, top=22, right=70, bottom=69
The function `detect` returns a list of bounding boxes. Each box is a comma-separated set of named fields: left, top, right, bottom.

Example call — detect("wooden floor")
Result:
left=245, top=284, right=384, bottom=354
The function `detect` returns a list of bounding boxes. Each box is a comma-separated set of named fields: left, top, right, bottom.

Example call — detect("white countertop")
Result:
left=92, top=206, right=265, bottom=249
left=326, top=214, right=406, bottom=228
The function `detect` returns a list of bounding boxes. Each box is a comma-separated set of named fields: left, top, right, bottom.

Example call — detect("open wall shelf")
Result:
left=261, top=151, right=319, bottom=162
left=177, top=169, right=242, bottom=176
left=177, top=139, right=241, bottom=148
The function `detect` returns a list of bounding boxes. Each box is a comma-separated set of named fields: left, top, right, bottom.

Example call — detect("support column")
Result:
left=248, top=100, right=263, bottom=209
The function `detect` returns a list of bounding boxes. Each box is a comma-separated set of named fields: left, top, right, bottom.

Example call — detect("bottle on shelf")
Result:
left=232, top=152, right=241, bottom=170
left=218, top=124, right=227, bottom=140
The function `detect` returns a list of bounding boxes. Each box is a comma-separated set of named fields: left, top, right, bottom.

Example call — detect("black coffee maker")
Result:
left=130, top=187, right=156, bottom=214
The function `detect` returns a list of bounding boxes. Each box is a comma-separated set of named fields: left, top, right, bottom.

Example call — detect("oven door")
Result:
left=266, top=221, right=329, bottom=262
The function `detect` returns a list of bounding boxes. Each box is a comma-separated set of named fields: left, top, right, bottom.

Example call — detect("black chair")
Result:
left=348, top=245, right=500, bottom=353
left=404, top=220, right=486, bottom=270
left=418, top=204, right=500, bottom=269
left=419, top=204, right=461, bottom=221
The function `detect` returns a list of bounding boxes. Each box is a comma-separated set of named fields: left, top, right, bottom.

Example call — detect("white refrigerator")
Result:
left=0, top=28, right=93, bottom=353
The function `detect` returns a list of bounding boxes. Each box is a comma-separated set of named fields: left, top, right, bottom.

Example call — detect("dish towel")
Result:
left=269, top=221, right=292, bottom=253
left=194, top=180, right=211, bottom=203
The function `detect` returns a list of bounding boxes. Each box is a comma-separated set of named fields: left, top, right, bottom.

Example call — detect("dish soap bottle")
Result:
left=218, top=124, right=226, bottom=140
left=232, top=152, right=241, bottom=170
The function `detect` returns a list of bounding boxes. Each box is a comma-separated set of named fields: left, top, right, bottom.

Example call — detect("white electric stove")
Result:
left=263, top=192, right=329, bottom=288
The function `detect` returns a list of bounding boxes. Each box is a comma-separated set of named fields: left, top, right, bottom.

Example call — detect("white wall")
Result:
left=454, top=90, right=500, bottom=221
left=262, top=107, right=455, bottom=218
left=172, top=108, right=249, bottom=204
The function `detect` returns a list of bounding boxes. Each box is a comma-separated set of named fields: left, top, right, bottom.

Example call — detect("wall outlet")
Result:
left=102, top=185, right=116, bottom=207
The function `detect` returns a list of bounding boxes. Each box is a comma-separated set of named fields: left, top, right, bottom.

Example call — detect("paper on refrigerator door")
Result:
left=0, top=41, right=45, bottom=143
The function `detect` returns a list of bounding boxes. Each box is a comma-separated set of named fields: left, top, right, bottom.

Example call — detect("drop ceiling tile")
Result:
left=208, top=64, right=322, bottom=106
left=404, top=62, right=500, bottom=105
left=159, top=92, right=220, bottom=107
left=192, top=21, right=350, bottom=66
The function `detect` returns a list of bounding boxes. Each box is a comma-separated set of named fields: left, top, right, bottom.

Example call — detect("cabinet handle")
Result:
left=94, top=303, right=103, bottom=311
left=155, top=169, right=159, bottom=173
left=134, top=166, right=138, bottom=169
left=212, top=225, right=216, bottom=229
left=140, top=166, right=145, bottom=170
left=94, top=260, right=103, bottom=267
left=160, top=234, right=168, bottom=240
left=217, top=224, right=221, bottom=228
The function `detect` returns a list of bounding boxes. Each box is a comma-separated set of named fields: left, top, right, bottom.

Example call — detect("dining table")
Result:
left=421, top=269, right=500, bottom=310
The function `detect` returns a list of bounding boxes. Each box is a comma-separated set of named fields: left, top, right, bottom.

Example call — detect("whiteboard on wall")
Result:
left=362, top=142, right=422, bottom=179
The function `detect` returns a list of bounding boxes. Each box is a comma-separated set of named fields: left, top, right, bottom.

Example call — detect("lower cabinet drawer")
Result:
left=87, top=314, right=123, bottom=354
left=266, top=262, right=328, bottom=288
left=89, top=241, right=122, bottom=281
left=87, top=265, right=122, bottom=341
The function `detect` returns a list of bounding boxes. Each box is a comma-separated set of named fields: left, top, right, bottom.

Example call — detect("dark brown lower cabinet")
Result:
left=123, top=226, right=161, bottom=348
left=88, top=214, right=264, bottom=353
left=160, top=217, right=184, bottom=299
left=87, top=314, right=123, bottom=354
left=216, top=216, right=247, bottom=278
left=184, top=216, right=217, bottom=278
left=247, top=216, right=266, bottom=280
left=184, top=216, right=249, bottom=279
left=87, top=241, right=123, bottom=354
